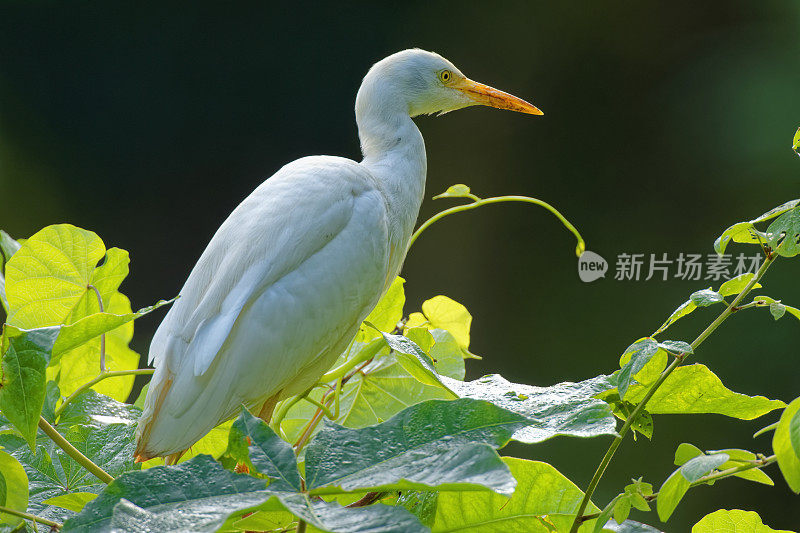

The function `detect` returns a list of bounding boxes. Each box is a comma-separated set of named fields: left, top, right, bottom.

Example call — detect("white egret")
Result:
left=134, top=48, right=541, bottom=462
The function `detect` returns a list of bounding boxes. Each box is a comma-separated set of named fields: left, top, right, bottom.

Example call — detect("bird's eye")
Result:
left=439, top=70, right=452, bottom=83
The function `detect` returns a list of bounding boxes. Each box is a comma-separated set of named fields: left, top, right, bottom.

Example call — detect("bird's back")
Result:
left=136, top=156, right=392, bottom=459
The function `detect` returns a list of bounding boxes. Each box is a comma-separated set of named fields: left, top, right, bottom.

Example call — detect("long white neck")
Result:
left=355, top=76, right=427, bottom=266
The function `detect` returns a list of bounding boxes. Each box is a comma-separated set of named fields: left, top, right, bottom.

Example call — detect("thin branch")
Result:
left=569, top=255, right=776, bottom=532
left=38, top=416, right=114, bottom=484
left=54, top=368, right=154, bottom=418
left=293, top=358, right=374, bottom=452
left=86, top=284, right=106, bottom=372
left=296, top=519, right=307, bottom=533
left=578, top=455, right=777, bottom=524
left=0, top=505, right=62, bottom=529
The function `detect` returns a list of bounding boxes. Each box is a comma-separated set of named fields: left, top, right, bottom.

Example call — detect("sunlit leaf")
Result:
left=357, top=277, right=405, bottom=342
left=0, top=230, right=21, bottom=314
left=380, top=331, right=453, bottom=391
left=47, top=292, right=140, bottom=402
left=614, top=364, right=784, bottom=420
left=0, top=450, right=28, bottom=529
left=42, top=492, right=98, bottom=513
left=0, top=325, right=60, bottom=447
left=432, top=457, right=600, bottom=533
left=433, top=184, right=473, bottom=200
left=690, top=288, right=724, bottom=307
left=773, top=397, right=800, bottom=493
left=714, top=200, right=800, bottom=255
left=691, top=509, right=793, bottom=532
left=706, top=448, right=774, bottom=486
left=407, top=295, right=472, bottom=351
left=657, top=453, right=729, bottom=521
left=766, top=206, right=800, bottom=257
left=443, top=373, right=617, bottom=443
left=52, top=298, right=174, bottom=360
left=4, top=224, right=106, bottom=329
left=674, top=443, right=703, bottom=466
left=617, top=338, right=660, bottom=400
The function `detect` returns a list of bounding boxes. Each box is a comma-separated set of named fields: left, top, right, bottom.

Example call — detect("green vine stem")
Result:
left=576, top=455, right=778, bottom=524
left=0, top=504, right=63, bottom=530
left=407, top=194, right=586, bottom=257
left=54, top=368, right=154, bottom=418
left=569, top=254, right=776, bottom=532
left=38, top=416, right=114, bottom=484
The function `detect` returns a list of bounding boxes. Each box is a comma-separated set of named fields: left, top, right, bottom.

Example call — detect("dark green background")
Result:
left=1, top=1, right=798, bottom=530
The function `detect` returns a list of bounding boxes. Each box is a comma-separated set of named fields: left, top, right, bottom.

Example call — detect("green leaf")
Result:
left=357, top=277, right=405, bottom=342
left=0, top=450, right=28, bottom=528
left=766, top=206, right=800, bottom=257
left=432, top=457, right=600, bottom=532
left=0, top=325, right=60, bottom=448
left=236, top=493, right=428, bottom=533
left=51, top=298, right=174, bottom=360
left=618, top=364, right=784, bottom=419
left=793, top=127, right=800, bottom=153
left=654, top=300, right=696, bottom=336
left=380, top=331, right=454, bottom=391
left=407, top=295, right=472, bottom=350
left=714, top=222, right=764, bottom=255
left=719, top=273, right=762, bottom=296
left=433, top=183, right=473, bottom=199
left=42, top=492, right=98, bottom=513
left=4, top=224, right=107, bottom=328
left=612, top=495, right=631, bottom=526
left=0, top=388, right=141, bottom=524
left=690, top=288, right=724, bottom=307
left=752, top=199, right=800, bottom=224
left=769, top=302, right=786, bottom=320
left=67, top=454, right=426, bottom=533
left=304, top=398, right=527, bottom=495
left=442, top=373, right=618, bottom=443
left=428, top=329, right=466, bottom=380
left=691, top=509, right=793, bottom=532
left=773, top=397, right=800, bottom=492
left=593, top=497, right=619, bottom=533
left=47, top=292, right=141, bottom=402
left=657, top=453, right=729, bottom=521
left=617, top=338, right=660, bottom=400
left=62, top=455, right=272, bottom=532
left=674, top=443, right=703, bottom=466
left=714, top=200, right=800, bottom=255
left=396, top=491, right=438, bottom=527
left=657, top=340, right=692, bottom=355
left=654, top=275, right=763, bottom=336
left=707, top=448, right=773, bottom=486
left=790, top=408, right=800, bottom=459
left=227, top=407, right=302, bottom=492
left=0, top=231, right=21, bottom=314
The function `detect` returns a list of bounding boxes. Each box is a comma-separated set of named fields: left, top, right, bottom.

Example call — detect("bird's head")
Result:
left=357, top=48, right=542, bottom=118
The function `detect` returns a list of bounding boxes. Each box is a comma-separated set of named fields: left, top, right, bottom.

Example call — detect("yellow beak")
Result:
left=455, top=78, right=543, bottom=115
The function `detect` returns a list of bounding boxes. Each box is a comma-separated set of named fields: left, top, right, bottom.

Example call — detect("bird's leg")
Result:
left=165, top=449, right=187, bottom=466
left=257, top=391, right=282, bottom=424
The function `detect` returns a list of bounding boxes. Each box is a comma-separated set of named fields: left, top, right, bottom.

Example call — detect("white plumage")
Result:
left=135, top=49, right=541, bottom=460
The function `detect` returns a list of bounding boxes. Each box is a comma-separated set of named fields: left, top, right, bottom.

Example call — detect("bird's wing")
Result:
left=148, top=156, right=387, bottom=378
